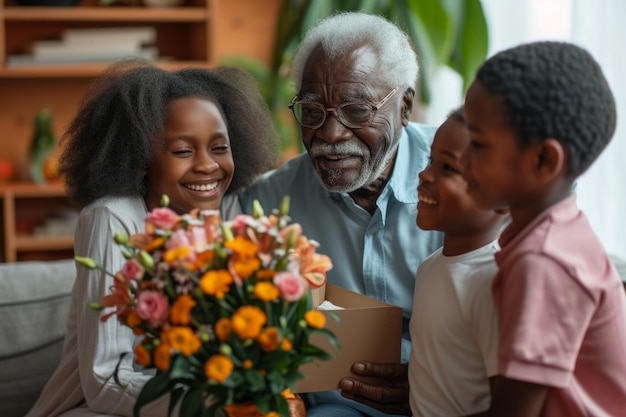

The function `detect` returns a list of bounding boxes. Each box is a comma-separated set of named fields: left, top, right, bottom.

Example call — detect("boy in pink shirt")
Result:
left=463, top=41, right=626, bottom=416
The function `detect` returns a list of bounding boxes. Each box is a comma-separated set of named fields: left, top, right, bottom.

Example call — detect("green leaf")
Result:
left=406, top=0, right=455, bottom=66
left=449, top=0, right=489, bottom=93
left=169, top=387, right=186, bottom=417
left=267, top=371, right=287, bottom=395
left=169, top=355, right=195, bottom=380
left=274, top=394, right=289, bottom=417
left=245, top=369, right=266, bottom=392
left=180, top=386, right=204, bottom=417
left=133, top=373, right=172, bottom=417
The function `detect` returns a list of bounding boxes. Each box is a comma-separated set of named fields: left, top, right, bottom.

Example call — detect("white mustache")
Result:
left=309, top=140, right=367, bottom=159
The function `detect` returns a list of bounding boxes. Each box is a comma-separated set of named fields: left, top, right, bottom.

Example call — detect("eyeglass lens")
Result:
left=291, top=102, right=374, bottom=129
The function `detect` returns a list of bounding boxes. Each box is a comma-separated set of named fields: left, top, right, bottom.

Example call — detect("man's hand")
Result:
left=339, top=361, right=411, bottom=416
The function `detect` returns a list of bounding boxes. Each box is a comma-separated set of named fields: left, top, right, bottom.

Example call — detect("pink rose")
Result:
left=166, top=229, right=191, bottom=250
left=165, top=229, right=197, bottom=263
left=188, top=226, right=208, bottom=250
left=228, top=214, right=255, bottom=237
left=120, top=259, right=144, bottom=281
left=273, top=272, right=309, bottom=302
left=146, top=207, right=178, bottom=230
left=136, top=291, right=169, bottom=328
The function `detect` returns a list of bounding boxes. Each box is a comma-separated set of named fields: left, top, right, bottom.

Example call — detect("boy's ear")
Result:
left=400, top=88, right=415, bottom=126
left=533, top=138, right=566, bottom=181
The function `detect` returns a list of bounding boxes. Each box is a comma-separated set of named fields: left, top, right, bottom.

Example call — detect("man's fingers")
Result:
left=351, top=361, right=408, bottom=380
left=339, top=377, right=408, bottom=403
left=340, top=387, right=411, bottom=416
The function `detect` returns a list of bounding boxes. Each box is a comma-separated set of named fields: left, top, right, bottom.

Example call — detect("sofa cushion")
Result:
left=0, top=259, right=76, bottom=417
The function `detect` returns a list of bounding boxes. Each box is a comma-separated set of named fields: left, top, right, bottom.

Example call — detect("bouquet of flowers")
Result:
left=77, top=196, right=339, bottom=417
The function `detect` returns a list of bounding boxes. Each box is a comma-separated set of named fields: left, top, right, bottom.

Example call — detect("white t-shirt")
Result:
left=408, top=241, right=499, bottom=417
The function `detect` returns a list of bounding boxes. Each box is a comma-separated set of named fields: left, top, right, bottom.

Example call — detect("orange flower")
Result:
left=126, top=310, right=142, bottom=328
left=163, top=326, right=202, bottom=356
left=231, top=305, right=266, bottom=339
left=134, top=343, right=151, bottom=367
left=142, top=236, right=165, bottom=252
left=192, top=249, right=215, bottom=269
left=297, top=238, right=332, bottom=288
left=225, top=236, right=262, bottom=279
left=256, top=269, right=276, bottom=280
left=225, top=236, right=258, bottom=258
left=304, top=310, right=326, bottom=329
left=281, top=338, right=292, bottom=351
left=163, top=246, right=192, bottom=264
left=205, top=354, right=234, bottom=383
left=170, top=294, right=196, bottom=325
left=154, top=343, right=171, bottom=371
left=257, top=327, right=280, bottom=351
left=99, top=279, right=133, bottom=322
left=125, top=311, right=145, bottom=335
left=253, top=282, right=280, bottom=302
left=214, top=317, right=232, bottom=343
left=231, top=254, right=261, bottom=279
left=199, top=269, right=233, bottom=299
left=222, top=403, right=267, bottom=417
left=281, top=388, right=296, bottom=399
left=242, top=359, right=253, bottom=369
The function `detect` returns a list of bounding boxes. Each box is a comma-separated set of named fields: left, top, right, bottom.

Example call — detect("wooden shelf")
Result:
left=0, top=60, right=211, bottom=78
left=0, top=181, right=65, bottom=196
left=1, top=181, right=77, bottom=262
left=3, top=6, right=208, bottom=22
left=15, top=234, right=74, bottom=251
left=0, top=0, right=282, bottom=262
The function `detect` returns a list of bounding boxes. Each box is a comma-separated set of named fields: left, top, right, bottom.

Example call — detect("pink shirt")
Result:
left=493, top=194, right=626, bottom=417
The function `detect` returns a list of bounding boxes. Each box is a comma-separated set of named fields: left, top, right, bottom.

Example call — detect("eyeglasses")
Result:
left=289, top=86, right=399, bottom=129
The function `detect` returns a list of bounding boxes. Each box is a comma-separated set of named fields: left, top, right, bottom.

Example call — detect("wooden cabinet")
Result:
left=0, top=0, right=280, bottom=262
left=0, top=181, right=76, bottom=262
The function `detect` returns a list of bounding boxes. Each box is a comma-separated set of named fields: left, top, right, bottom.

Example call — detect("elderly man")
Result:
left=239, top=12, right=443, bottom=417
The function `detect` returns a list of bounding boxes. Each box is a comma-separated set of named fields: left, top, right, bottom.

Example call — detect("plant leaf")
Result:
left=133, top=373, right=172, bottom=417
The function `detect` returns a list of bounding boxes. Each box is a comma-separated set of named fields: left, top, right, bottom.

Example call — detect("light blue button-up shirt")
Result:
left=239, top=122, right=444, bottom=362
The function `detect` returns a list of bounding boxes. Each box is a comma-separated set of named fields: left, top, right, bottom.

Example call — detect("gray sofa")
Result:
left=0, top=259, right=76, bottom=417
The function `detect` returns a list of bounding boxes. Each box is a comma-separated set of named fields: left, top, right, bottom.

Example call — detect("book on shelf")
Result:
left=32, top=40, right=142, bottom=59
left=61, top=26, right=157, bottom=46
left=5, top=47, right=160, bottom=67
left=6, top=26, right=160, bottom=68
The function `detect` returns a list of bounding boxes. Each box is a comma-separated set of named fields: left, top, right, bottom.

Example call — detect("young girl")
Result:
left=26, top=59, right=280, bottom=417
left=463, top=41, right=626, bottom=416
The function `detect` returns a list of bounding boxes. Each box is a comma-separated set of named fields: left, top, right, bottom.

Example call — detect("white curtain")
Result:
left=424, top=0, right=626, bottom=260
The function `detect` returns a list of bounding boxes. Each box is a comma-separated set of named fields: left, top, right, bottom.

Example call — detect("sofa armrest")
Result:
left=0, top=259, right=76, bottom=417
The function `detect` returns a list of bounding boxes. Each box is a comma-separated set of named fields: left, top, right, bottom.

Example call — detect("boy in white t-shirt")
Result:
left=408, top=107, right=508, bottom=416
left=338, top=107, right=507, bottom=416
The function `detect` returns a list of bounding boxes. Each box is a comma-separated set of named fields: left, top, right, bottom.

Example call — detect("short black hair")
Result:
left=475, top=41, right=616, bottom=177
left=61, top=58, right=280, bottom=208
left=447, top=106, right=466, bottom=124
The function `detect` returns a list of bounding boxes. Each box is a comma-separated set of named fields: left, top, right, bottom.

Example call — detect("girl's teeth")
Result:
left=187, top=183, right=217, bottom=191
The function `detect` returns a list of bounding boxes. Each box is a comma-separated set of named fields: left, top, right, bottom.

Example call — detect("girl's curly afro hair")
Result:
left=61, top=58, right=280, bottom=208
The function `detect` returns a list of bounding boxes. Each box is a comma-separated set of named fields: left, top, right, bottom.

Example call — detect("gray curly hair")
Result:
left=291, top=12, right=419, bottom=92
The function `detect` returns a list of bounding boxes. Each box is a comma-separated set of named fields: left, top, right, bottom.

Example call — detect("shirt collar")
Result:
left=389, top=128, right=419, bottom=204
left=323, top=128, right=417, bottom=204
left=499, top=192, right=579, bottom=249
